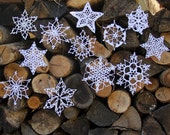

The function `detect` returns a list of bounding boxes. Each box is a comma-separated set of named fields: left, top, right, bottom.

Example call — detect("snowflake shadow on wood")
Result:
left=82, top=56, right=115, bottom=92
left=140, top=33, right=169, bottom=60
left=19, top=42, right=47, bottom=75
left=70, top=2, right=104, bottom=33
left=103, top=20, right=126, bottom=50
left=116, top=53, right=151, bottom=94
left=126, top=6, right=149, bottom=34
left=11, top=9, right=37, bottom=40
left=40, top=17, right=70, bottom=49
left=0, top=71, right=31, bottom=105
left=44, top=78, right=77, bottom=117
left=68, top=30, right=96, bottom=61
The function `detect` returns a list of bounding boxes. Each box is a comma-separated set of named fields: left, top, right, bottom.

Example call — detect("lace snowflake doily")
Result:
left=126, top=6, right=149, bottom=34
left=11, top=9, right=37, bottom=40
left=140, top=33, right=169, bottom=60
left=40, top=17, right=70, bottom=49
left=103, top=20, right=126, bottom=50
left=0, top=71, right=31, bottom=105
left=70, top=2, right=104, bottom=33
left=19, top=42, right=47, bottom=75
left=82, top=56, right=115, bottom=92
left=68, top=30, right=96, bottom=61
left=44, top=78, right=77, bottom=117
left=116, top=53, right=151, bottom=94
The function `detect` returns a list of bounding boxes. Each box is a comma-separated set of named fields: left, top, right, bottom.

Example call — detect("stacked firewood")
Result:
left=0, top=0, right=170, bottom=135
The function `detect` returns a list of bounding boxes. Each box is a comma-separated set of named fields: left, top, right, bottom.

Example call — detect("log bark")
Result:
left=112, top=106, right=141, bottom=131
left=107, top=90, right=131, bottom=113
left=145, top=77, right=159, bottom=92
left=135, top=91, right=157, bottom=114
left=160, top=68, right=170, bottom=87
left=86, top=100, right=119, bottom=127
left=153, top=104, right=170, bottom=135
left=65, top=73, right=94, bottom=109
left=49, top=55, right=75, bottom=78
left=4, top=63, right=29, bottom=80
left=29, top=110, right=62, bottom=135
left=0, top=42, right=29, bottom=65
left=155, top=87, right=170, bottom=103
left=32, top=73, right=57, bottom=94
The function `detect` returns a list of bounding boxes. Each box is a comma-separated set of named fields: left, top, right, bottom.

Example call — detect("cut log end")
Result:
left=27, top=96, right=42, bottom=110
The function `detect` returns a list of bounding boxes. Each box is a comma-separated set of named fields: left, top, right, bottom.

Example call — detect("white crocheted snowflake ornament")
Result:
left=19, top=42, right=47, bottom=75
left=103, top=20, right=126, bottom=50
left=68, top=30, right=96, bottom=61
left=126, top=6, right=149, bottom=34
left=82, top=56, right=115, bottom=92
left=40, top=17, right=70, bottom=49
left=116, top=53, right=151, bottom=94
left=140, top=33, right=169, bottom=60
left=11, top=9, right=37, bottom=40
left=70, top=2, right=104, bottom=33
left=44, top=78, right=76, bottom=117
left=0, top=71, right=31, bottom=105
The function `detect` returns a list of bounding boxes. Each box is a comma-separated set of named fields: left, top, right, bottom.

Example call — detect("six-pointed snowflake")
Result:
left=11, top=9, right=37, bottom=40
left=19, top=42, right=47, bottom=75
left=103, top=20, right=126, bottom=50
left=70, top=2, right=103, bottom=33
left=126, top=6, right=148, bottom=34
left=140, top=33, right=169, bottom=60
left=116, top=53, right=151, bottom=94
left=40, top=17, right=70, bottom=49
left=44, top=78, right=76, bottom=117
left=68, top=30, right=96, bottom=61
left=82, top=56, right=115, bottom=92
left=0, top=71, right=31, bottom=105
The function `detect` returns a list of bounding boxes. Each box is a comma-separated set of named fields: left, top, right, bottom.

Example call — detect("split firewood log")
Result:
left=155, top=87, right=170, bottom=103
left=92, top=41, right=112, bottom=58
left=63, top=107, right=80, bottom=120
left=36, top=56, right=49, bottom=73
left=112, top=106, right=141, bottom=131
left=49, top=54, right=75, bottom=78
left=0, top=105, right=28, bottom=133
left=0, top=42, right=30, bottom=65
left=0, top=83, right=6, bottom=98
left=0, top=25, right=19, bottom=45
left=0, top=0, right=22, bottom=3
left=145, top=77, right=159, bottom=92
left=107, top=90, right=131, bottom=113
left=135, top=91, right=157, bottom=114
left=88, top=128, right=119, bottom=135
left=159, top=68, right=170, bottom=87
left=21, top=122, right=37, bottom=135
left=121, top=130, right=140, bottom=135
left=4, top=63, right=30, bottom=80
left=151, top=51, right=170, bottom=65
left=29, top=110, right=63, bottom=135
left=142, top=116, right=166, bottom=135
left=65, top=73, right=94, bottom=109
left=61, top=117, right=90, bottom=135
left=66, top=0, right=103, bottom=9
left=32, top=73, right=57, bottom=94
left=96, top=82, right=113, bottom=98
left=86, top=100, right=119, bottom=127
left=153, top=104, right=170, bottom=135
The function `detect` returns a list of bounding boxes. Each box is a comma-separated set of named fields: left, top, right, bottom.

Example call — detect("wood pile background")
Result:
left=0, top=0, right=170, bottom=135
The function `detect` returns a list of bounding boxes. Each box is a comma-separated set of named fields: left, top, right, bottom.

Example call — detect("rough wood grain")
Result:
left=160, top=68, right=170, bottom=87
left=145, top=77, right=159, bottom=92
left=155, top=87, right=170, bottom=103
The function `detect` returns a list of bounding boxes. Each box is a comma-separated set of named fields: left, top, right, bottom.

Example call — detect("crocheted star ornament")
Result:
left=0, top=71, right=31, bottom=105
left=19, top=42, right=47, bottom=75
left=103, top=20, right=126, bottom=50
left=126, top=6, right=149, bottom=34
left=140, top=33, right=169, bottom=60
left=40, top=17, right=70, bottom=49
left=68, top=30, right=96, bottom=61
left=116, top=53, right=151, bottom=94
left=11, top=9, right=37, bottom=40
left=44, top=78, right=77, bottom=117
left=82, top=56, right=115, bottom=92
left=70, top=2, right=104, bottom=33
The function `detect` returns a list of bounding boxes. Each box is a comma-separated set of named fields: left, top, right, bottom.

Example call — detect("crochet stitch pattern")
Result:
left=44, top=78, right=77, bottom=117
left=11, top=9, right=37, bottom=40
